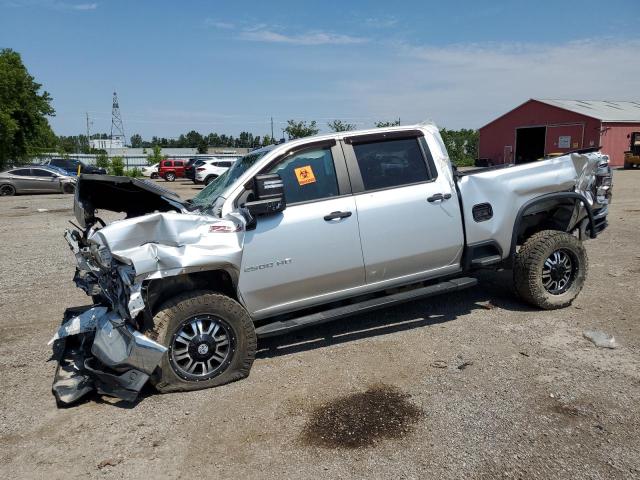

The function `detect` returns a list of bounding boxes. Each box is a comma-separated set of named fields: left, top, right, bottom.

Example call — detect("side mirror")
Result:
left=244, top=173, right=286, bottom=216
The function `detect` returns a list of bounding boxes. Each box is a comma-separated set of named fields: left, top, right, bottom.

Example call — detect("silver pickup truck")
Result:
left=51, top=124, right=613, bottom=405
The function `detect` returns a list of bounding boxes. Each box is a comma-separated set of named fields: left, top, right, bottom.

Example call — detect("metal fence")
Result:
left=31, top=153, right=243, bottom=171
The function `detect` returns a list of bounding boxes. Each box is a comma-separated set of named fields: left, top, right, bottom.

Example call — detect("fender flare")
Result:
left=508, top=192, right=596, bottom=259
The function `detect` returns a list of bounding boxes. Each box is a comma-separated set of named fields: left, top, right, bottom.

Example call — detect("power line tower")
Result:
left=110, top=91, right=126, bottom=146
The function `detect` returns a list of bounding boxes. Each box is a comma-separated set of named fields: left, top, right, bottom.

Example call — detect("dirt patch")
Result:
left=550, top=400, right=594, bottom=418
left=300, top=384, right=423, bottom=449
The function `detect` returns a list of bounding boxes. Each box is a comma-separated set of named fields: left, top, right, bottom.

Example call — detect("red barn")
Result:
left=478, top=99, right=640, bottom=167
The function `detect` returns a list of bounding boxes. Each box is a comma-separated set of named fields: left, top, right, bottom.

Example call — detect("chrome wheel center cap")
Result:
left=197, top=343, right=209, bottom=355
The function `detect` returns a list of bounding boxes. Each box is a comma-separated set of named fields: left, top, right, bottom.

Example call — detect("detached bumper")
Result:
left=51, top=306, right=166, bottom=407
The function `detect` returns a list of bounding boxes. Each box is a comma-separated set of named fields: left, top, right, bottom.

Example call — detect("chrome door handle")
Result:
left=324, top=211, right=352, bottom=221
left=427, top=193, right=452, bottom=202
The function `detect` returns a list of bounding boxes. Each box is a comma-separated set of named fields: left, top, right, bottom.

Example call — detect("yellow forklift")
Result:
left=624, top=132, right=640, bottom=169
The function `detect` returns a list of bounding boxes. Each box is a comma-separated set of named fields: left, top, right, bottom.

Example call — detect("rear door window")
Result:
left=10, top=168, right=31, bottom=176
left=32, top=169, right=55, bottom=177
left=174, top=161, right=184, bottom=167
left=268, top=147, right=339, bottom=204
left=352, top=138, right=430, bottom=191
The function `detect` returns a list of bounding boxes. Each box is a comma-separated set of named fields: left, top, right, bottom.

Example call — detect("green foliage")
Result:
left=126, top=167, right=142, bottom=178
left=0, top=48, right=56, bottom=169
left=95, top=151, right=109, bottom=169
left=197, top=140, right=208, bottom=154
left=109, top=156, right=124, bottom=176
left=375, top=120, right=401, bottom=128
left=284, top=120, right=319, bottom=139
left=130, top=134, right=143, bottom=148
left=147, top=145, right=164, bottom=165
left=439, top=128, right=479, bottom=167
left=328, top=120, right=356, bottom=132
left=262, top=134, right=273, bottom=146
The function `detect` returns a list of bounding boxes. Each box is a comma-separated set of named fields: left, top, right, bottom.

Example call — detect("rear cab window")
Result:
left=350, top=137, right=434, bottom=191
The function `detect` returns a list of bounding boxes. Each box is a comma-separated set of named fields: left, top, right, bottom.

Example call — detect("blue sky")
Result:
left=1, top=0, right=639, bottom=139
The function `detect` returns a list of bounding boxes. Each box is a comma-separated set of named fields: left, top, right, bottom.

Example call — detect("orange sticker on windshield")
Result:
left=294, top=165, right=316, bottom=185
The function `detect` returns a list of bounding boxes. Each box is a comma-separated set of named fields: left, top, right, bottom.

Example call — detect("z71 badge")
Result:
left=244, top=258, right=293, bottom=272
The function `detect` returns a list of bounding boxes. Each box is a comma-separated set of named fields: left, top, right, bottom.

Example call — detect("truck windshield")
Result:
left=190, top=146, right=275, bottom=211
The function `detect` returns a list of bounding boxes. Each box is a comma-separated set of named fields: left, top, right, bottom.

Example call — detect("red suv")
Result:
left=158, top=159, right=186, bottom=182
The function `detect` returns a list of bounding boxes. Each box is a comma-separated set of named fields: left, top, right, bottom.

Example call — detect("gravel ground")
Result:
left=0, top=172, right=639, bottom=480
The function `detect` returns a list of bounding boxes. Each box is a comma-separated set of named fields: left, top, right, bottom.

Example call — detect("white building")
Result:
left=90, top=138, right=125, bottom=150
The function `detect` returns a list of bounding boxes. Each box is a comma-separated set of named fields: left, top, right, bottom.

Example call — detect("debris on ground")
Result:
left=519, top=351, right=530, bottom=357
left=583, top=330, right=617, bottom=349
left=477, top=301, right=496, bottom=310
left=300, top=384, right=423, bottom=449
left=430, top=360, right=448, bottom=369
left=36, top=208, right=49, bottom=213
left=97, top=457, right=122, bottom=469
left=457, top=360, right=473, bottom=370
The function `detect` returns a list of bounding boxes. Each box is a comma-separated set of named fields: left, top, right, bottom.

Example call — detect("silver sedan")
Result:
left=0, top=166, right=77, bottom=196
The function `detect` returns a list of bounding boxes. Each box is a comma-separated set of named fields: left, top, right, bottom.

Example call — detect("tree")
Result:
left=284, top=120, right=319, bottom=139
left=0, top=48, right=56, bottom=168
left=375, top=119, right=401, bottom=128
left=147, top=145, right=164, bottom=165
left=439, top=128, right=479, bottom=167
left=109, top=156, right=124, bottom=176
left=197, top=139, right=208, bottom=154
left=95, top=151, right=109, bottom=170
left=327, top=120, right=356, bottom=132
left=130, top=134, right=143, bottom=148
left=262, top=134, right=273, bottom=146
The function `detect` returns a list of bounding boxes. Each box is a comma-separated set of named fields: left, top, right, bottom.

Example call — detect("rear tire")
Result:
left=205, top=175, right=218, bottom=185
left=144, top=291, right=256, bottom=393
left=514, top=230, right=587, bottom=310
left=624, top=161, right=631, bottom=170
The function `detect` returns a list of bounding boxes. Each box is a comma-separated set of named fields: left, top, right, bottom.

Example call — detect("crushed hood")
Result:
left=74, top=174, right=187, bottom=228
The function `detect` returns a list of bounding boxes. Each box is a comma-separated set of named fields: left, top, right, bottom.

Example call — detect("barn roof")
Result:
left=537, top=99, right=640, bottom=122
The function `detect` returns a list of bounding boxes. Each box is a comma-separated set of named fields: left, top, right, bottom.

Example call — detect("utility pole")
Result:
left=85, top=112, right=92, bottom=147
left=270, top=116, right=274, bottom=144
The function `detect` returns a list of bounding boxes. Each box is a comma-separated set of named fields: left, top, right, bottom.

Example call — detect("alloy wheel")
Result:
left=169, top=315, right=235, bottom=381
left=542, top=249, right=576, bottom=294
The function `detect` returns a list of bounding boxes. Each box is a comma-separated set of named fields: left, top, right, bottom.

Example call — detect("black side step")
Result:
left=255, top=277, right=478, bottom=339
left=470, top=254, right=502, bottom=267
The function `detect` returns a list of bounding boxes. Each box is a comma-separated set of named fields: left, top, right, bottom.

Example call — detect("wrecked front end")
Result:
left=51, top=218, right=170, bottom=406
left=51, top=175, right=244, bottom=406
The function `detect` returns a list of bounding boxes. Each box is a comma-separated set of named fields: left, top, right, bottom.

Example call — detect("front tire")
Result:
left=514, top=230, right=587, bottom=310
left=144, top=291, right=256, bottom=393
left=165, top=172, right=176, bottom=182
left=62, top=183, right=75, bottom=194
left=0, top=184, right=16, bottom=196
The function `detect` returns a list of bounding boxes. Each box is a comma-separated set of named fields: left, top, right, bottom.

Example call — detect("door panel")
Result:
left=355, top=182, right=464, bottom=283
left=238, top=196, right=365, bottom=318
left=341, top=134, right=464, bottom=284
